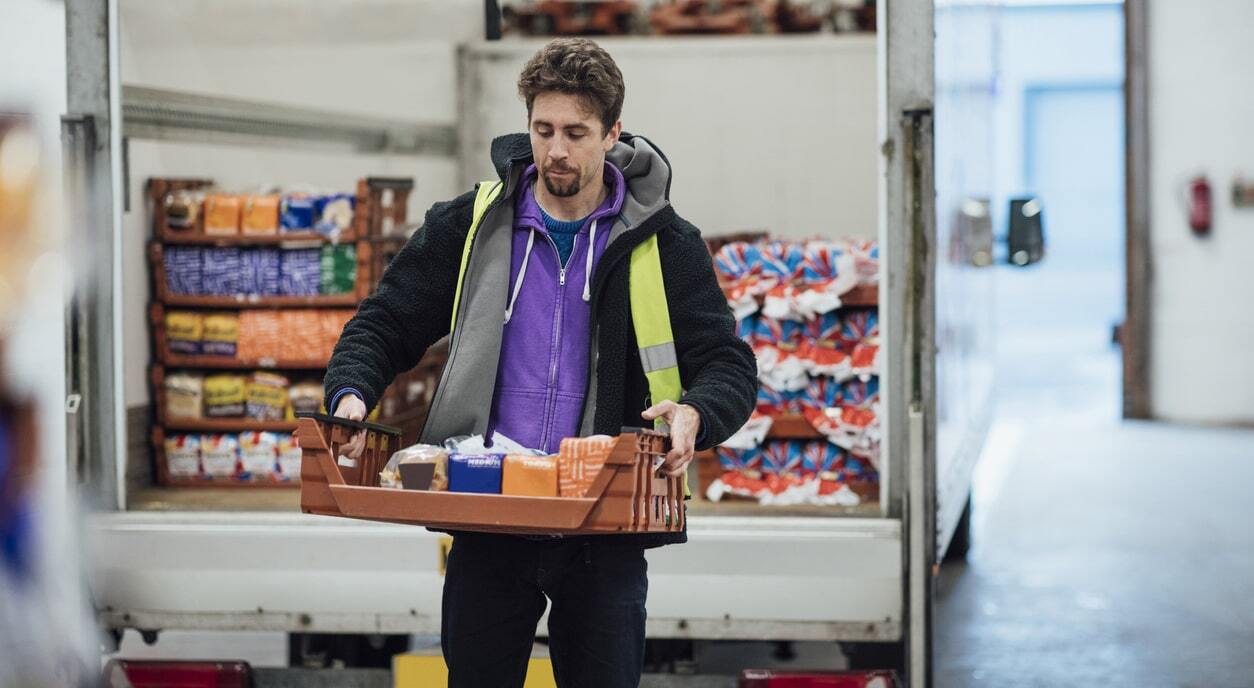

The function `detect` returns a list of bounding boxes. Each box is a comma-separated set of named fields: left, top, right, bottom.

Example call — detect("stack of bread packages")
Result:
left=708, top=238, right=881, bottom=507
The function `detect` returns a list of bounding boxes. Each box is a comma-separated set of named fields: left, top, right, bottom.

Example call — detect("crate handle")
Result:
left=297, top=412, right=402, bottom=439
left=298, top=413, right=401, bottom=487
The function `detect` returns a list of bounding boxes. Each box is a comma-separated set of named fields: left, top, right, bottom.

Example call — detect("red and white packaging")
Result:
left=239, top=431, right=278, bottom=480
left=276, top=433, right=302, bottom=481
left=558, top=434, right=616, bottom=497
left=200, top=433, right=240, bottom=479
left=164, top=434, right=201, bottom=479
left=720, top=412, right=776, bottom=450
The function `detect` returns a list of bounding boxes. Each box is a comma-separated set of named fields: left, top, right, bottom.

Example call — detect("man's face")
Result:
left=529, top=91, right=621, bottom=198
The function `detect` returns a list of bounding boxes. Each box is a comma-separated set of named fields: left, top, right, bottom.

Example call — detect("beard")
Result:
left=541, top=166, right=582, bottom=197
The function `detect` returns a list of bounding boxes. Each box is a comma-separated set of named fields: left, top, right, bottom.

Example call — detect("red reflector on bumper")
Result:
left=102, top=659, right=252, bottom=688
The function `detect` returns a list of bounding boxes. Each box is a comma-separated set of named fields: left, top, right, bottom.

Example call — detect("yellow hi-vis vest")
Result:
left=451, top=180, right=686, bottom=455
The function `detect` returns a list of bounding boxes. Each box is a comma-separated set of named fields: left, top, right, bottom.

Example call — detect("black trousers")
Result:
left=441, top=532, right=648, bottom=688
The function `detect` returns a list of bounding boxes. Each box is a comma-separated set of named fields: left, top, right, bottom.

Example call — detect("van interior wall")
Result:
left=459, top=36, right=879, bottom=241
left=1148, top=0, right=1254, bottom=423
left=119, top=3, right=879, bottom=411
left=118, top=0, right=481, bottom=408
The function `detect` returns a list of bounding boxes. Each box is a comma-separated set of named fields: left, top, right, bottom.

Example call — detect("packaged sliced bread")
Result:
left=202, top=312, right=239, bottom=357
left=164, top=434, right=201, bottom=479
left=165, top=311, right=203, bottom=355
left=164, top=371, right=204, bottom=420
left=200, top=433, right=240, bottom=478
left=204, top=193, right=242, bottom=235
left=241, top=194, right=280, bottom=235
left=239, top=431, right=278, bottom=479
left=203, top=374, right=246, bottom=418
left=245, top=372, right=289, bottom=421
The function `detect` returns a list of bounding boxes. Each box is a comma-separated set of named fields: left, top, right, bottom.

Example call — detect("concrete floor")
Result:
left=937, top=416, right=1254, bottom=687
left=935, top=266, right=1254, bottom=687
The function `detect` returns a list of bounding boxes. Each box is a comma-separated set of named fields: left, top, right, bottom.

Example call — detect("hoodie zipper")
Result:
left=538, top=231, right=578, bottom=451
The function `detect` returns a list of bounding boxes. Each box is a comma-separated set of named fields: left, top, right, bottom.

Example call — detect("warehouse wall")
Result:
left=1148, top=0, right=1254, bottom=423
left=991, top=2, right=1124, bottom=264
left=460, top=36, right=879, bottom=241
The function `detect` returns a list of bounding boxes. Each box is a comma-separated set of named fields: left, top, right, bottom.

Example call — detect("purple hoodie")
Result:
left=487, top=163, right=626, bottom=454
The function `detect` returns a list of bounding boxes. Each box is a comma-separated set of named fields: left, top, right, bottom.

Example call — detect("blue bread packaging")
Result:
left=164, top=246, right=203, bottom=295
left=280, top=194, right=315, bottom=231
left=448, top=453, right=504, bottom=494
left=241, top=247, right=281, bottom=296
left=279, top=248, right=321, bottom=296
left=201, top=247, right=244, bottom=296
left=313, top=193, right=356, bottom=235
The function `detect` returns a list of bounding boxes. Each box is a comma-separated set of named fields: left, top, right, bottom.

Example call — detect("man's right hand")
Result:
left=334, top=394, right=368, bottom=459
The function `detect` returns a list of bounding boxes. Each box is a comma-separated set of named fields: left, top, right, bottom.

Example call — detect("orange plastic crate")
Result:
left=297, top=415, right=685, bottom=535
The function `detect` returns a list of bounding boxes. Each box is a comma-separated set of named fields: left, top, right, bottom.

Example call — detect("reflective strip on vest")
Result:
left=638, top=341, right=679, bottom=375
left=629, top=233, right=683, bottom=420
left=629, top=233, right=689, bottom=497
left=449, top=180, right=503, bottom=332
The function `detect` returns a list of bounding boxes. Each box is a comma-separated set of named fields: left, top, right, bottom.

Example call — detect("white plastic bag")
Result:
left=443, top=432, right=541, bottom=456
left=380, top=443, right=448, bottom=489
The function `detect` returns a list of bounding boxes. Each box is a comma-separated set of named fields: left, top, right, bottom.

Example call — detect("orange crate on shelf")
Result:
left=353, top=177, right=413, bottom=238
left=297, top=415, right=685, bottom=535
left=147, top=177, right=214, bottom=238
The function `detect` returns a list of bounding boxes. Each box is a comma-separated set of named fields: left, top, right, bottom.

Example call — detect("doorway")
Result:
left=1001, top=81, right=1125, bottom=420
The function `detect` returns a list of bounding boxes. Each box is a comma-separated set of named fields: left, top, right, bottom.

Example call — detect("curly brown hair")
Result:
left=517, top=38, right=625, bottom=135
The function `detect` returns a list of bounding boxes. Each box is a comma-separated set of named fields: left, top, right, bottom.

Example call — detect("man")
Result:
left=324, top=38, right=757, bottom=687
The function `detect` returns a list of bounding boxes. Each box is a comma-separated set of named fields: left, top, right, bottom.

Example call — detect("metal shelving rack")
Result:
left=135, top=111, right=418, bottom=486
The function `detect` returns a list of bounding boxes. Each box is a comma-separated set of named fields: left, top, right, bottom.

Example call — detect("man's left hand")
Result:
left=641, top=401, right=701, bottom=477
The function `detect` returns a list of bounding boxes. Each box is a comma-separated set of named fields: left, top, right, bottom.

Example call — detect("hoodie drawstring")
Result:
left=506, top=218, right=599, bottom=323
left=582, top=219, right=598, bottom=303
left=504, top=228, right=535, bottom=324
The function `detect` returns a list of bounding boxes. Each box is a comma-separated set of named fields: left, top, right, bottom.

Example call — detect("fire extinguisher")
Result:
left=1188, top=175, right=1212, bottom=236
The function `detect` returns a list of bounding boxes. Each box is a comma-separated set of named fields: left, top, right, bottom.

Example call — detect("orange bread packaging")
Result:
left=502, top=454, right=558, bottom=497
left=279, top=310, right=322, bottom=361
left=241, top=194, right=280, bottom=235
left=236, top=311, right=283, bottom=361
left=204, top=194, right=242, bottom=235
left=558, top=435, right=616, bottom=497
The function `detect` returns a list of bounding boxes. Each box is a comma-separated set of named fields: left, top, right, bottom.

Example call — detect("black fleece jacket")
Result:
left=324, top=134, right=758, bottom=547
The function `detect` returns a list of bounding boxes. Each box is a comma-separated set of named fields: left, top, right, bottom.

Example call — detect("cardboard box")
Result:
left=502, top=454, right=558, bottom=497
left=448, top=454, right=503, bottom=494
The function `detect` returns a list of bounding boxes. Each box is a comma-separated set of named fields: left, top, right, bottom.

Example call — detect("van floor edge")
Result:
left=126, top=488, right=881, bottom=517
